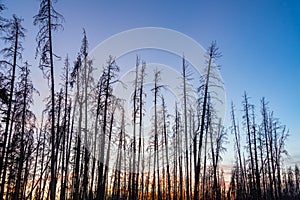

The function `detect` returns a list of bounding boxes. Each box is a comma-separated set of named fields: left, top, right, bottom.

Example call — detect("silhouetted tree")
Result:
left=11, top=62, right=37, bottom=200
left=136, top=60, right=146, bottom=199
left=161, top=96, right=171, bottom=200
left=130, top=56, right=139, bottom=200
left=194, top=41, right=221, bottom=200
left=33, top=0, right=63, bottom=199
left=182, top=56, right=190, bottom=200
left=0, top=15, right=25, bottom=199
left=210, top=118, right=227, bottom=200
left=59, top=55, right=71, bottom=200
left=242, top=92, right=257, bottom=198
left=96, top=56, right=119, bottom=200
left=231, top=102, right=246, bottom=198
left=151, top=69, right=163, bottom=200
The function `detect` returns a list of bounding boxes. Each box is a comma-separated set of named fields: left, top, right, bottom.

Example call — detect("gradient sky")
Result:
left=2, top=0, right=300, bottom=167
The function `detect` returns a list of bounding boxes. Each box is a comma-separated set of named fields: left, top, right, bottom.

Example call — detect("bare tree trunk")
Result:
left=261, top=98, right=274, bottom=199
left=182, top=56, right=190, bottom=200
left=97, top=64, right=111, bottom=200
left=146, top=150, right=151, bottom=200
left=189, top=109, right=194, bottom=200
left=162, top=129, right=166, bottom=199
left=60, top=56, right=70, bottom=200
left=251, top=105, right=261, bottom=199
left=103, top=105, right=115, bottom=199
left=117, top=108, right=125, bottom=199
left=243, top=92, right=256, bottom=197
left=136, top=61, right=145, bottom=199
left=22, top=146, right=32, bottom=199
left=179, top=144, right=183, bottom=200
left=194, top=41, right=219, bottom=200
left=82, top=31, right=90, bottom=200
left=274, top=122, right=284, bottom=200
left=214, top=119, right=224, bottom=200
left=64, top=101, right=72, bottom=200
left=47, top=0, right=57, bottom=197
left=89, top=79, right=103, bottom=200
left=231, top=102, right=246, bottom=198
left=39, top=128, right=47, bottom=200
left=141, top=137, right=145, bottom=200
left=202, top=111, right=209, bottom=200
left=173, top=103, right=179, bottom=200
left=55, top=91, right=62, bottom=199
left=73, top=72, right=82, bottom=200
left=258, top=121, right=266, bottom=199
left=131, top=56, right=139, bottom=200
left=0, top=17, right=20, bottom=200
left=13, top=62, right=29, bottom=200
left=269, top=117, right=278, bottom=200
left=162, top=97, right=171, bottom=200
left=97, top=57, right=119, bottom=200
left=123, top=118, right=128, bottom=199
left=29, top=116, right=43, bottom=200
left=152, top=69, right=162, bottom=200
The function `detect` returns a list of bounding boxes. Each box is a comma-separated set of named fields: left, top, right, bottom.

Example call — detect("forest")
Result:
left=0, top=1, right=300, bottom=200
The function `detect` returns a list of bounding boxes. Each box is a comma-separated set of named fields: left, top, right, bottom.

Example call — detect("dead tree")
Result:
left=242, top=92, right=256, bottom=197
left=194, top=41, right=221, bottom=200
left=34, top=1, right=63, bottom=198
left=151, top=69, right=164, bottom=200
left=0, top=15, right=25, bottom=200
left=230, top=102, right=246, bottom=198
left=162, top=96, right=171, bottom=200
left=182, top=56, right=190, bottom=200
left=261, top=98, right=274, bottom=199
left=96, top=56, right=119, bottom=200
left=136, top=61, right=146, bottom=198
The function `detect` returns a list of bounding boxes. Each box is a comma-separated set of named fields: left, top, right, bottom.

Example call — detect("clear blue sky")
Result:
left=2, top=0, right=300, bottom=166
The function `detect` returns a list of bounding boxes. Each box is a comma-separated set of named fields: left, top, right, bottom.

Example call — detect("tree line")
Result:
left=0, top=1, right=299, bottom=200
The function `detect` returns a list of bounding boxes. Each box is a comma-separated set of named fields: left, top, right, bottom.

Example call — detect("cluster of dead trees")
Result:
left=227, top=94, right=299, bottom=200
left=0, top=1, right=298, bottom=200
